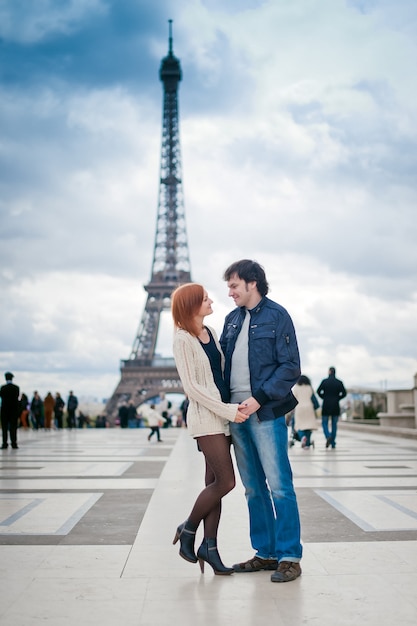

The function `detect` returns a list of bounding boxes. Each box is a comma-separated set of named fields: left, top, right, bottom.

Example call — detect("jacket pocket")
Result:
left=250, top=324, right=276, bottom=361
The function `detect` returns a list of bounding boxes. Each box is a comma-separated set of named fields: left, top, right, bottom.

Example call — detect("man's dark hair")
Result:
left=223, top=259, right=269, bottom=297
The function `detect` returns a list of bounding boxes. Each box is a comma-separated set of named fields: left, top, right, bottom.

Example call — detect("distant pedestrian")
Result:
left=157, top=393, right=172, bottom=428
left=118, top=403, right=129, bottom=428
left=66, top=391, right=78, bottom=429
left=131, top=403, right=142, bottom=427
left=54, top=393, right=65, bottom=429
left=77, top=411, right=90, bottom=428
left=145, top=404, right=165, bottom=442
left=95, top=414, right=107, bottom=428
left=19, top=393, right=30, bottom=430
left=0, top=371, right=20, bottom=449
left=180, top=396, right=189, bottom=427
left=292, top=375, right=318, bottom=449
left=43, top=392, right=55, bottom=430
left=317, top=367, right=347, bottom=449
left=30, top=391, right=44, bottom=430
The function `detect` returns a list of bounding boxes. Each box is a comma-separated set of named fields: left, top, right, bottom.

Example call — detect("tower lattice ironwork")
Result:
left=106, top=21, right=191, bottom=417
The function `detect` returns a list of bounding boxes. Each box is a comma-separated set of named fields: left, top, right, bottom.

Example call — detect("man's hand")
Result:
left=238, top=397, right=260, bottom=416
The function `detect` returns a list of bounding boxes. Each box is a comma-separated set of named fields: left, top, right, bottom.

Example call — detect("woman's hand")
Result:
left=234, top=409, right=249, bottom=423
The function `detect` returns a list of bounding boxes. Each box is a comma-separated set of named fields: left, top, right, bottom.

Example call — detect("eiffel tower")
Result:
left=106, top=21, right=191, bottom=417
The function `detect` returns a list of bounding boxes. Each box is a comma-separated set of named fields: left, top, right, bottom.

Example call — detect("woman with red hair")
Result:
left=171, top=283, right=248, bottom=575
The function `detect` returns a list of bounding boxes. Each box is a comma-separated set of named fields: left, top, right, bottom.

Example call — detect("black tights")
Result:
left=188, top=434, right=235, bottom=538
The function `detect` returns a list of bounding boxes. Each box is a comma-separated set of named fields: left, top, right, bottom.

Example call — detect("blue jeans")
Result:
left=322, top=415, right=338, bottom=447
left=230, top=415, right=302, bottom=563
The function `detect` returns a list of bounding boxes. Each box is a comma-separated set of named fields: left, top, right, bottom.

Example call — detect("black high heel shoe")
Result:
left=197, top=538, right=234, bottom=575
left=173, top=520, right=197, bottom=563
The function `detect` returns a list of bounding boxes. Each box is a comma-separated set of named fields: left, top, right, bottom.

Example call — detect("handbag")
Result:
left=311, top=393, right=320, bottom=410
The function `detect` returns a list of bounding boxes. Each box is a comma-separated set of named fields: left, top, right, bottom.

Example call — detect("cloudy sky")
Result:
left=1, top=0, right=416, bottom=404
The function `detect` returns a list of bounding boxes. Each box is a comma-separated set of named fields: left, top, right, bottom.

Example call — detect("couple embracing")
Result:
left=171, top=259, right=302, bottom=583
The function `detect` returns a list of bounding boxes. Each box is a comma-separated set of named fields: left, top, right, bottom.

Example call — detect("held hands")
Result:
left=234, top=409, right=249, bottom=423
left=238, top=396, right=260, bottom=417
left=234, top=396, right=261, bottom=422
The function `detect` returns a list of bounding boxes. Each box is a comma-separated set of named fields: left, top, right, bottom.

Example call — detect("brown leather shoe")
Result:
left=271, top=561, right=302, bottom=582
left=233, top=556, right=278, bottom=572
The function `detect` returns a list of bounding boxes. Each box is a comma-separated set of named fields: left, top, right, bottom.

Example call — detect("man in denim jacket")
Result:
left=220, top=259, right=303, bottom=582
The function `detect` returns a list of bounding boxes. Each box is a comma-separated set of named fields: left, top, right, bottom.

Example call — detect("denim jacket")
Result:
left=220, top=296, right=300, bottom=421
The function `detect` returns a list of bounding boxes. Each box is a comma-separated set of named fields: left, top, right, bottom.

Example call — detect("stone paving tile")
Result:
left=0, top=428, right=179, bottom=545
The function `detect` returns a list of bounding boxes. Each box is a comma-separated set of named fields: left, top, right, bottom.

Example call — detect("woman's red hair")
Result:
left=171, top=283, right=204, bottom=337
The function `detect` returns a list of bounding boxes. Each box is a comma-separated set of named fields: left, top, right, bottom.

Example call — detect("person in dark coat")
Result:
left=66, top=391, right=78, bottom=429
left=54, top=392, right=65, bottom=429
left=19, top=393, right=30, bottom=429
left=317, top=367, right=347, bottom=449
left=118, top=403, right=129, bottom=428
left=30, top=391, right=44, bottom=430
left=127, top=402, right=140, bottom=428
left=0, top=371, right=20, bottom=449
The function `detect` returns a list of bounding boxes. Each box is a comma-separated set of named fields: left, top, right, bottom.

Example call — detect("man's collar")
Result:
left=240, top=296, right=265, bottom=314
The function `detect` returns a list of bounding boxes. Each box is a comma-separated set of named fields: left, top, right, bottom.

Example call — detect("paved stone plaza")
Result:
left=0, top=425, right=416, bottom=625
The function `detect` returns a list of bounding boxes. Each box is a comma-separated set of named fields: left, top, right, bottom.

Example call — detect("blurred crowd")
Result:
left=14, top=389, right=189, bottom=431
left=117, top=392, right=189, bottom=429
left=16, top=389, right=108, bottom=430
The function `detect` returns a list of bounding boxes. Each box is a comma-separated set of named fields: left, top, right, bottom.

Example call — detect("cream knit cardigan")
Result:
left=173, top=325, right=239, bottom=438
